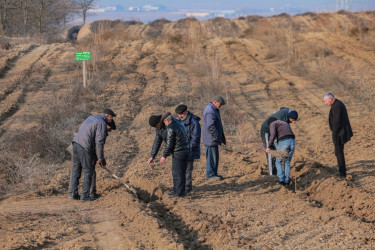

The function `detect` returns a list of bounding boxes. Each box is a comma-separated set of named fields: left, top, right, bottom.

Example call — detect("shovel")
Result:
left=102, top=165, right=139, bottom=197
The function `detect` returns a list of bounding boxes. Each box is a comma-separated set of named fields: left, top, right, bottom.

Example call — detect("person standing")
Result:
left=265, top=114, right=297, bottom=186
left=202, top=96, right=226, bottom=180
left=90, top=120, right=116, bottom=199
left=160, top=114, right=190, bottom=198
left=147, top=112, right=171, bottom=165
left=260, top=107, right=298, bottom=175
left=323, top=92, right=353, bottom=177
left=69, top=108, right=116, bottom=201
left=175, top=104, right=201, bottom=193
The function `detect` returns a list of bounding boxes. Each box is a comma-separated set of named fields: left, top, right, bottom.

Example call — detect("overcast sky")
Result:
left=98, top=0, right=375, bottom=11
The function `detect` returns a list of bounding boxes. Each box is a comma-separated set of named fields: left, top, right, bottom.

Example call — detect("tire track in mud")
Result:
left=0, top=45, right=53, bottom=126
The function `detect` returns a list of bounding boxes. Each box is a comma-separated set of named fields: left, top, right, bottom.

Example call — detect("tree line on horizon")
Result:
left=0, top=0, right=95, bottom=37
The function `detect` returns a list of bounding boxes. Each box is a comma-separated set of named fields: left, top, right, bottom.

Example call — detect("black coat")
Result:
left=163, top=118, right=190, bottom=158
left=329, top=99, right=353, bottom=144
left=150, top=124, right=168, bottom=158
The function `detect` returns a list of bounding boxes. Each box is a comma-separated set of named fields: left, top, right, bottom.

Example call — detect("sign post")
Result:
left=75, top=52, right=91, bottom=87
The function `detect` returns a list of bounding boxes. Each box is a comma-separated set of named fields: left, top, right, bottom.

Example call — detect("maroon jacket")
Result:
left=268, top=120, right=295, bottom=147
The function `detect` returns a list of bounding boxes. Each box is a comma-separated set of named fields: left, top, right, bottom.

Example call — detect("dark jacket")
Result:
left=329, top=99, right=353, bottom=145
left=73, top=114, right=108, bottom=159
left=268, top=120, right=295, bottom=146
left=163, top=118, right=190, bottom=158
left=150, top=124, right=168, bottom=158
left=261, top=107, right=291, bottom=133
left=202, top=102, right=225, bottom=147
left=179, top=112, right=201, bottom=160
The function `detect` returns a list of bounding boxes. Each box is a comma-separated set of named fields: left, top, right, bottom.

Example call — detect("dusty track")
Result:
left=1, top=11, right=375, bottom=249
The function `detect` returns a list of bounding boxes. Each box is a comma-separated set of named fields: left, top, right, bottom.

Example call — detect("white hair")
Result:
left=323, top=92, right=335, bottom=99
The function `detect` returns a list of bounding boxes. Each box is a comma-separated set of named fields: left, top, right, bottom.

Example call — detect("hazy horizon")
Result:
left=98, top=0, right=375, bottom=11
left=82, top=0, right=375, bottom=24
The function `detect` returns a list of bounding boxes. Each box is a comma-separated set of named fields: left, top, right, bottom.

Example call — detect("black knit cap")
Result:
left=175, top=104, right=187, bottom=114
left=149, top=115, right=162, bottom=127
left=103, top=108, right=116, bottom=117
left=288, top=110, right=298, bottom=120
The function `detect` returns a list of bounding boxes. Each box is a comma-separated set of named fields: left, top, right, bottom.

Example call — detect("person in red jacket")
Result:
left=323, top=92, right=353, bottom=177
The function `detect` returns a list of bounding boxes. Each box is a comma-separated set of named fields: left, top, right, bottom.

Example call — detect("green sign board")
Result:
left=75, top=51, right=91, bottom=61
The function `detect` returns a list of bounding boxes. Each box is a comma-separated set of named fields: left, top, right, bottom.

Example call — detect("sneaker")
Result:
left=69, top=194, right=80, bottom=200
left=80, top=196, right=96, bottom=202
left=207, top=176, right=222, bottom=180
left=90, top=193, right=102, bottom=199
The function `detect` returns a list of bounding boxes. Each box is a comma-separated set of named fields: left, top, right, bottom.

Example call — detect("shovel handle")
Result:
left=104, top=166, right=138, bottom=197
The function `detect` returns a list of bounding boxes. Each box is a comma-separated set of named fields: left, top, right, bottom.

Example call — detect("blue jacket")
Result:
left=179, top=112, right=201, bottom=160
left=73, top=114, right=108, bottom=159
left=202, top=102, right=225, bottom=147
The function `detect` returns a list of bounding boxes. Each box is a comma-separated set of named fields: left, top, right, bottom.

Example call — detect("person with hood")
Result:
left=69, top=108, right=116, bottom=201
left=265, top=113, right=297, bottom=186
left=323, top=92, right=353, bottom=177
left=175, top=104, right=201, bottom=193
left=160, top=114, right=190, bottom=198
left=260, top=107, right=298, bottom=175
left=202, top=96, right=226, bottom=180
left=147, top=112, right=171, bottom=165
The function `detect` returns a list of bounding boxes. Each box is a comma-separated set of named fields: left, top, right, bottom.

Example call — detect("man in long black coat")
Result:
left=323, top=92, right=353, bottom=177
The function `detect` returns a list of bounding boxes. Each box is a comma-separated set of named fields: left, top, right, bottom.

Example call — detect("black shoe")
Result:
left=283, top=180, right=290, bottom=186
left=278, top=181, right=285, bottom=185
left=80, top=196, right=96, bottom=201
left=90, top=193, right=102, bottom=199
left=169, top=195, right=185, bottom=200
left=217, top=174, right=223, bottom=179
left=69, top=194, right=80, bottom=200
left=166, top=190, right=175, bottom=196
left=185, top=189, right=192, bottom=194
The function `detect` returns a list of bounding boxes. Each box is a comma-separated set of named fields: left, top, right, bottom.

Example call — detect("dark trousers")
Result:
left=333, top=139, right=346, bottom=176
left=205, top=146, right=219, bottom=178
left=186, top=160, right=194, bottom=191
left=260, top=127, right=277, bottom=175
left=172, top=151, right=189, bottom=196
left=69, top=143, right=96, bottom=198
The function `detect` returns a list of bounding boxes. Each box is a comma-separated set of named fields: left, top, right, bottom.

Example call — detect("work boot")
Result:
left=90, top=193, right=102, bottom=199
left=80, top=196, right=96, bottom=202
left=69, top=194, right=80, bottom=200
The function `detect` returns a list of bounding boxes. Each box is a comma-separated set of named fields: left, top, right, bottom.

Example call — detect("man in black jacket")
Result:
left=175, top=104, right=201, bottom=193
left=160, top=114, right=190, bottom=198
left=323, top=92, right=353, bottom=177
